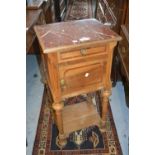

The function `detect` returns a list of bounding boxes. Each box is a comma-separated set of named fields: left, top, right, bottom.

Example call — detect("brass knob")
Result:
left=60, top=79, right=66, bottom=89
left=80, top=49, right=87, bottom=56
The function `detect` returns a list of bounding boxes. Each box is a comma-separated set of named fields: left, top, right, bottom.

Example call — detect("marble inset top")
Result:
left=34, top=18, right=121, bottom=53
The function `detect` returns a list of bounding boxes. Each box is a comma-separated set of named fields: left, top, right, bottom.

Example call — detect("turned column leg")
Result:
left=52, top=102, right=67, bottom=147
left=45, top=85, right=56, bottom=123
left=100, top=90, right=111, bottom=132
left=102, top=90, right=111, bottom=122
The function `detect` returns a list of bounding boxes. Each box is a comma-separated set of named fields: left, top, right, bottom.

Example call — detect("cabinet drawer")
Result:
left=58, top=46, right=107, bottom=62
left=59, top=62, right=106, bottom=97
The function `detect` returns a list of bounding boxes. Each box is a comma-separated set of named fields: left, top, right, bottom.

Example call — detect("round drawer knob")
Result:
left=85, top=73, right=90, bottom=77
left=60, top=79, right=66, bottom=90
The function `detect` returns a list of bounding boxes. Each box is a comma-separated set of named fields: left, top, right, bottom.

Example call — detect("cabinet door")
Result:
left=59, top=61, right=107, bottom=98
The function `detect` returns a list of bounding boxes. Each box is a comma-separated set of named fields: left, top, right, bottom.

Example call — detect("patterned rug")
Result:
left=33, top=89, right=122, bottom=155
left=64, top=0, right=93, bottom=21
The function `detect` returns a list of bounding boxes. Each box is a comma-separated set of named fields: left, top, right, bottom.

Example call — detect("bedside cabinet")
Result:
left=34, top=18, right=121, bottom=147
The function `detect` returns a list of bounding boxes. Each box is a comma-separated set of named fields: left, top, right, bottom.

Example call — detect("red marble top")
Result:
left=34, top=18, right=121, bottom=53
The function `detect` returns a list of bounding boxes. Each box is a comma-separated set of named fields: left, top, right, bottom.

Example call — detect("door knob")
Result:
left=60, top=79, right=66, bottom=90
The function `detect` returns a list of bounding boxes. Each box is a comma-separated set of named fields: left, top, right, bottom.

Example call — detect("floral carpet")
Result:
left=33, top=89, right=122, bottom=155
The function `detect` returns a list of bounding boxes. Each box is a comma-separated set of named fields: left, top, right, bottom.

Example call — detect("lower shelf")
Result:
left=62, top=101, right=101, bottom=134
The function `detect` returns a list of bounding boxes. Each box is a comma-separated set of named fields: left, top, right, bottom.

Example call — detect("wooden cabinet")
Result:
left=34, top=19, right=121, bottom=147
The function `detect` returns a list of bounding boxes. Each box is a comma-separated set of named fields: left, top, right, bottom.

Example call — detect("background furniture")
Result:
left=95, top=0, right=129, bottom=107
left=117, top=3, right=129, bottom=106
left=95, top=0, right=128, bottom=33
left=53, top=0, right=68, bottom=21
left=26, top=0, right=54, bottom=54
left=26, top=9, right=45, bottom=54
left=27, top=0, right=53, bottom=23
left=34, top=19, right=121, bottom=147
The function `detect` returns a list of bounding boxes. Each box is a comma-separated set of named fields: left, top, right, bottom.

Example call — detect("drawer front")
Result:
left=59, top=62, right=106, bottom=94
left=58, top=46, right=107, bottom=63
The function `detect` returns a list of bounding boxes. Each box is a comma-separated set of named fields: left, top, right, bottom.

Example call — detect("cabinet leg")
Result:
left=52, top=102, right=67, bottom=147
left=46, top=85, right=56, bottom=122
left=100, top=90, right=111, bottom=132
